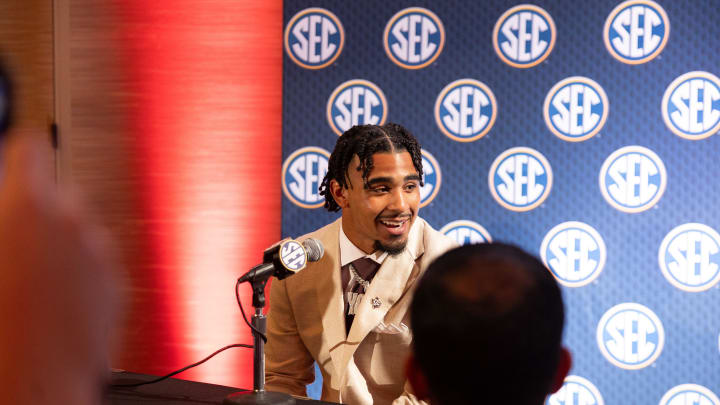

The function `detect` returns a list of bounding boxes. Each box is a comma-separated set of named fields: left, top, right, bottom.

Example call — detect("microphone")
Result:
left=237, top=238, right=324, bottom=284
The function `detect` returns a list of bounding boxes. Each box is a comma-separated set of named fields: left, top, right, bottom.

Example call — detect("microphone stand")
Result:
left=224, top=274, right=295, bottom=405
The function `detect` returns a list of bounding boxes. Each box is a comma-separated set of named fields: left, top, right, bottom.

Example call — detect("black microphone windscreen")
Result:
left=302, top=238, right=324, bottom=262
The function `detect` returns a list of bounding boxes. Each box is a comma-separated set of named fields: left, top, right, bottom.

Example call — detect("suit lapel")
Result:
left=335, top=219, right=426, bottom=378
left=313, top=219, right=346, bottom=381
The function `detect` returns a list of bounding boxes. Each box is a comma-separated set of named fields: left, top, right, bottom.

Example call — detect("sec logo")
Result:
left=661, top=71, right=720, bottom=140
left=604, top=0, right=669, bottom=64
left=540, top=222, right=606, bottom=287
left=659, top=384, right=720, bottom=405
left=493, top=4, right=556, bottom=68
left=489, top=147, right=552, bottom=212
left=658, top=223, right=720, bottom=292
left=544, top=77, right=609, bottom=142
left=599, top=146, right=666, bottom=213
left=546, top=375, right=604, bottom=405
left=326, top=79, right=388, bottom=136
left=440, top=220, right=492, bottom=245
left=282, top=147, right=330, bottom=209
left=420, top=150, right=442, bottom=208
left=597, top=303, right=664, bottom=370
left=279, top=240, right=307, bottom=272
left=284, top=8, right=344, bottom=69
left=384, top=7, right=445, bottom=69
left=435, top=79, right=497, bottom=142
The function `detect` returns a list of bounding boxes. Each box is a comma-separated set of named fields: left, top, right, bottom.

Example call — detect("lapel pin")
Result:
left=371, top=297, right=382, bottom=309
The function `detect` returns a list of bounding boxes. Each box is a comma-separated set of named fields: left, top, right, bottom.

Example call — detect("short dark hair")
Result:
left=410, top=243, right=565, bottom=405
left=318, top=123, right=423, bottom=212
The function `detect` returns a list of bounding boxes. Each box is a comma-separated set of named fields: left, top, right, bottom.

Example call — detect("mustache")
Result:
left=376, top=211, right=414, bottom=221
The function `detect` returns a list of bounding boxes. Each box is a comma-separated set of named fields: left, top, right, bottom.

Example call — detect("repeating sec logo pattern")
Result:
left=540, top=221, right=606, bottom=287
left=658, top=223, right=720, bottom=292
left=544, top=77, right=609, bottom=142
left=282, top=147, right=330, bottom=209
left=435, top=79, right=497, bottom=142
left=493, top=4, right=556, bottom=68
left=546, top=375, right=604, bottom=405
left=420, top=150, right=442, bottom=208
left=384, top=7, right=445, bottom=69
left=284, top=8, right=345, bottom=69
left=658, top=384, right=720, bottom=405
left=489, top=147, right=553, bottom=212
left=440, top=220, right=492, bottom=245
left=603, top=0, right=669, bottom=64
left=326, top=79, right=388, bottom=136
left=597, top=303, right=664, bottom=370
left=661, top=71, right=720, bottom=140
left=599, top=146, right=667, bottom=213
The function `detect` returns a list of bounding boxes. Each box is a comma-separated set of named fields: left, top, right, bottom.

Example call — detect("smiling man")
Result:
left=265, top=123, right=456, bottom=405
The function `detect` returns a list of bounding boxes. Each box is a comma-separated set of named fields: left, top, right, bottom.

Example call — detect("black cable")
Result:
left=111, top=343, right=253, bottom=388
left=111, top=279, right=266, bottom=388
left=235, top=278, right=268, bottom=343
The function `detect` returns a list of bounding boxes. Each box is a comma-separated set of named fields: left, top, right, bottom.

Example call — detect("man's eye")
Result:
left=371, top=187, right=389, bottom=193
left=405, top=183, right=418, bottom=191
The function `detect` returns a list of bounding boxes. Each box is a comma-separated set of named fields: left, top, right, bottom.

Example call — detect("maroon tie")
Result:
left=341, top=257, right=381, bottom=334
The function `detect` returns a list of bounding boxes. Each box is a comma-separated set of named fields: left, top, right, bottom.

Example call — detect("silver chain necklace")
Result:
left=349, top=263, right=371, bottom=290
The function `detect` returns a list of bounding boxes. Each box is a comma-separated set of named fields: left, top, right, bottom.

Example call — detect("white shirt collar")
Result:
left=339, top=220, right=388, bottom=267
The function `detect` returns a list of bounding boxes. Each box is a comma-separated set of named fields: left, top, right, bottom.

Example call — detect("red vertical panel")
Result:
left=116, top=1, right=282, bottom=388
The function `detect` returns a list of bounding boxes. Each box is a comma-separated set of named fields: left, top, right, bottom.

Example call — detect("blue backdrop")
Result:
left=281, top=1, right=720, bottom=403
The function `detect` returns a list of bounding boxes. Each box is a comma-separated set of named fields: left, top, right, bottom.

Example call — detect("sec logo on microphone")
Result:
left=435, top=79, right=497, bottom=142
left=327, top=79, right=388, bottom=136
left=440, top=220, right=492, bottom=245
left=544, top=77, right=609, bottom=142
left=659, top=223, right=720, bottom=292
left=420, top=150, right=442, bottom=208
left=662, top=71, right=720, bottom=140
left=282, top=147, right=330, bottom=209
left=284, top=8, right=344, bottom=69
left=546, top=375, right=604, bottom=405
left=659, top=384, right=720, bottom=405
left=540, top=221, right=606, bottom=287
left=596, top=303, right=664, bottom=370
left=279, top=240, right=307, bottom=272
left=599, top=146, right=666, bottom=213
left=384, top=7, right=445, bottom=69
left=604, top=0, right=669, bottom=65
left=493, top=4, right=556, bottom=68
left=489, top=147, right=552, bottom=212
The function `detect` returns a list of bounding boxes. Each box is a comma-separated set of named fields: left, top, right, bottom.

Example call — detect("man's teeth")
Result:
left=380, top=219, right=406, bottom=227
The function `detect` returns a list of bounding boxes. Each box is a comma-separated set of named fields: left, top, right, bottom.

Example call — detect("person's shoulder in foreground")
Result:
left=407, top=242, right=572, bottom=405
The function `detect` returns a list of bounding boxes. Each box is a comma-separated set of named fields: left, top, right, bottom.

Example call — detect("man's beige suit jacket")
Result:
left=265, top=217, right=456, bottom=405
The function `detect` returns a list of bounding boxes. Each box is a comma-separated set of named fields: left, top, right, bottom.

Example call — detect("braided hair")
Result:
left=318, top=123, right=424, bottom=212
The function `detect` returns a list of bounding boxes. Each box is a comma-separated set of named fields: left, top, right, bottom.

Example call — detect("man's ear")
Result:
left=550, top=347, right=572, bottom=393
left=405, top=353, right=430, bottom=401
left=329, top=179, right=349, bottom=209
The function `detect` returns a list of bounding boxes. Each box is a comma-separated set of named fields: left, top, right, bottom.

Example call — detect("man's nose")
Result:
left=388, top=188, right=410, bottom=212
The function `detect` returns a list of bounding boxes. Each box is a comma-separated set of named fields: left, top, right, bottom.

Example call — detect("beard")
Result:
left=373, top=237, right=407, bottom=256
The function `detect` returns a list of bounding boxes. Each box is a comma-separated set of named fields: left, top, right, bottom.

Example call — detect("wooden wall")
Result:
left=0, top=0, right=54, bottom=144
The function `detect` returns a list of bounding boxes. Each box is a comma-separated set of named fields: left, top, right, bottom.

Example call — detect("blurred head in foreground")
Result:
left=408, top=243, right=571, bottom=405
left=0, top=62, right=117, bottom=405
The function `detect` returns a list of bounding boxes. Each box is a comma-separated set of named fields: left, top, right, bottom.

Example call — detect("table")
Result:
left=108, top=371, right=339, bottom=405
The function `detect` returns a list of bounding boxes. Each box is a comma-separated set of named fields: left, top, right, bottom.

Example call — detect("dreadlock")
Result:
left=319, top=123, right=424, bottom=212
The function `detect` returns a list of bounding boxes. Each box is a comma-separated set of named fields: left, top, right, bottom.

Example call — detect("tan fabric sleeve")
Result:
left=391, top=381, right=429, bottom=405
left=264, top=278, right=315, bottom=396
